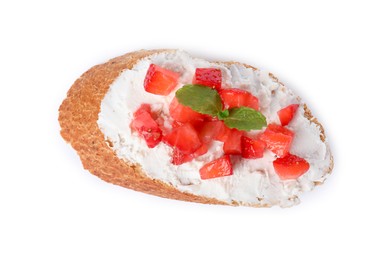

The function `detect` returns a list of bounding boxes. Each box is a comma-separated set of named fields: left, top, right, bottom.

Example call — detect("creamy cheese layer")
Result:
left=97, top=50, right=332, bottom=207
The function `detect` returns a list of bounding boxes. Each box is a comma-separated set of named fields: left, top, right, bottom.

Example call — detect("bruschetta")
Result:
left=59, top=49, right=333, bottom=207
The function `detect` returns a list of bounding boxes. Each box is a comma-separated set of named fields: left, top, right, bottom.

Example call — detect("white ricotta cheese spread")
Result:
left=97, top=50, right=332, bottom=207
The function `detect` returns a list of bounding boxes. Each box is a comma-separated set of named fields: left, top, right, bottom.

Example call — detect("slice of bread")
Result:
left=59, top=49, right=333, bottom=207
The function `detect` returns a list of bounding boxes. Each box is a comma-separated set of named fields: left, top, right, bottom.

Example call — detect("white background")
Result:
left=1, top=0, right=389, bottom=259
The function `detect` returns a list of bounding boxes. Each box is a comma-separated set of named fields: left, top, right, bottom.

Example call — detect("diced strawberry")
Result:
left=241, top=136, right=266, bottom=159
left=144, top=64, right=179, bottom=95
left=163, top=123, right=202, bottom=154
left=215, top=123, right=232, bottom=142
left=259, top=124, right=294, bottom=157
left=193, top=68, right=222, bottom=90
left=223, top=129, right=243, bottom=155
left=172, top=148, right=192, bottom=165
left=266, top=124, right=294, bottom=137
left=199, top=155, right=233, bottom=180
left=134, top=103, right=152, bottom=116
left=171, top=120, right=184, bottom=129
left=273, top=153, right=310, bottom=180
left=278, top=104, right=299, bottom=126
left=131, top=105, right=162, bottom=148
left=172, top=143, right=208, bottom=165
left=219, top=88, right=260, bottom=110
left=193, top=143, right=208, bottom=157
left=169, top=97, right=205, bottom=124
left=198, top=121, right=230, bottom=143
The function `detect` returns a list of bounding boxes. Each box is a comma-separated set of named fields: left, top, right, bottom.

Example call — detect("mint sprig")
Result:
left=175, top=84, right=267, bottom=131
left=217, top=109, right=229, bottom=120
left=223, top=107, right=267, bottom=131
left=176, top=84, right=222, bottom=116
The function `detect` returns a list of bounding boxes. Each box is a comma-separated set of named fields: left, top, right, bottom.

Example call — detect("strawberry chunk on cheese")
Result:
left=259, top=124, right=294, bottom=157
left=273, top=153, right=310, bottom=180
left=193, top=68, right=222, bottom=90
left=131, top=104, right=162, bottom=148
left=241, top=136, right=266, bottom=159
left=219, top=88, right=260, bottom=110
left=278, top=104, right=299, bottom=126
left=223, top=129, right=243, bottom=155
left=198, top=120, right=230, bottom=143
left=199, top=155, right=233, bottom=180
left=163, top=123, right=202, bottom=154
left=172, top=144, right=208, bottom=165
left=169, top=97, right=205, bottom=124
left=144, top=64, right=179, bottom=95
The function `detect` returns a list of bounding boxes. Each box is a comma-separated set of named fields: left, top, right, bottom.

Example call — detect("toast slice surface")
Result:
left=59, top=49, right=333, bottom=207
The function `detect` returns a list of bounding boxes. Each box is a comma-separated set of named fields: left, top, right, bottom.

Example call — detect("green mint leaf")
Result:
left=175, top=84, right=222, bottom=116
left=222, top=107, right=267, bottom=131
left=217, top=110, right=229, bottom=120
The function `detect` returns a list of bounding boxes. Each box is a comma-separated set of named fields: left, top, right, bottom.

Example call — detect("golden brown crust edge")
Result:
left=59, top=49, right=333, bottom=207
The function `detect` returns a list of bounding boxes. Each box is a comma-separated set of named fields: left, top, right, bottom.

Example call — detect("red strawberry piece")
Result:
left=169, top=97, right=205, bottom=124
left=199, top=155, right=233, bottom=180
left=171, top=143, right=208, bottom=165
left=215, top=124, right=232, bottom=142
left=273, top=153, right=310, bottom=180
left=131, top=105, right=162, bottom=148
left=198, top=121, right=230, bottom=143
left=163, top=123, right=202, bottom=154
left=277, top=104, right=299, bottom=126
left=171, top=120, right=184, bottom=129
left=134, top=103, right=152, bottom=115
left=241, top=136, right=266, bottom=159
left=144, top=64, right=179, bottom=95
left=223, top=128, right=243, bottom=155
left=193, top=68, right=222, bottom=90
left=259, top=124, right=294, bottom=157
left=219, top=88, right=260, bottom=110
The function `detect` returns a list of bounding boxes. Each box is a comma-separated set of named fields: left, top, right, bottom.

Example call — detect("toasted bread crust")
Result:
left=59, top=49, right=333, bottom=206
